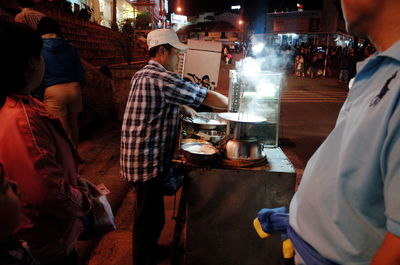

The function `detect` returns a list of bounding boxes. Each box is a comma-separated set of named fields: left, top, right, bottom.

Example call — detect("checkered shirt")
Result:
left=120, top=60, right=207, bottom=182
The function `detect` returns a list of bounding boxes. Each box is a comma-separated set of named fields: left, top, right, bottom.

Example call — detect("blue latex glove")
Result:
left=253, top=207, right=294, bottom=259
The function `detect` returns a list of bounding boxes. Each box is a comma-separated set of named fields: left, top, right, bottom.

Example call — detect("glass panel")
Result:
left=228, top=70, right=282, bottom=147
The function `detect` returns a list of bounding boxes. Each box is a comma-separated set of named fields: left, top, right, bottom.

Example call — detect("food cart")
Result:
left=172, top=69, right=296, bottom=265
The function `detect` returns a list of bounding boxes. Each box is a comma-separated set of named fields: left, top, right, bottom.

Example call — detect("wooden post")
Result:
left=111, top=0, right=118, bottom=30
left=151, top=11, right=155, bottom=30
left=353, top=36, right=359, bottom=60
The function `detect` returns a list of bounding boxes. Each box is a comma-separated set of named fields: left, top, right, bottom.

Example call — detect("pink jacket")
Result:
left=0, top=95, right=91, bottom=263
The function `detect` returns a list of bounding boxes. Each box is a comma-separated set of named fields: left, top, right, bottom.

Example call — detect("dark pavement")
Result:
left=280, top=76, right=348, bottom=169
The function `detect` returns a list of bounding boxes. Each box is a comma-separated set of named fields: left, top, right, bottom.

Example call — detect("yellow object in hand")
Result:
left=282, top=238, right=295, bottom=259
left=253, top=218, right=271, bottom=239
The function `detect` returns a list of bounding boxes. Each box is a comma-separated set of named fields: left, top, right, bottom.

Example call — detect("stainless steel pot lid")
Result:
left=182, top=112, right=227, bottom=126
left=218, top=112, right=267, bottom=123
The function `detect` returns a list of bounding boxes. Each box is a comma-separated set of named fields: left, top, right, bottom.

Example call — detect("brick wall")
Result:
left=0, top=0, right=147, bottom=66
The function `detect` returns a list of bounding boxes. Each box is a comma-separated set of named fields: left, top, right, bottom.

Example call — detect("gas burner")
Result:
left=216, top=155, right=267, bottom=169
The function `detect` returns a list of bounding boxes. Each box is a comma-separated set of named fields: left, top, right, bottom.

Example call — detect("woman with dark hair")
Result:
left=0, top=20, right=91, bottom=265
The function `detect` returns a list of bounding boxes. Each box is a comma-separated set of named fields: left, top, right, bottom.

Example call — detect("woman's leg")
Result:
left=44, top=82, right=82, bottom=148
left=65, top=82, right=82, bottom=149
left=66, top=111, right=80, bottom=149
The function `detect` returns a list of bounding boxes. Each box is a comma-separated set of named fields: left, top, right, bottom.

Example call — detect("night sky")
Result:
left=169, top=0, right=325, bottom=32
left=170, top=0, right=324, bottom=16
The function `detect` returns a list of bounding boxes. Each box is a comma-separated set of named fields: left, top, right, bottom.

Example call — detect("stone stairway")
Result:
left=39, top=6, right=148, bottom=66
left=0, top=0, right=148, bottom=67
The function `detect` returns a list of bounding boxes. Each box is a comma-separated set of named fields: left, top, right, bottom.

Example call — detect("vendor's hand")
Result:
left=180, top=105, right=199, bottom=119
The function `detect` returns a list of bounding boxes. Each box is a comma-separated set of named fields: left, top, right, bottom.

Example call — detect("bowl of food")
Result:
left=181, top=142, right=219, bottom=165
left=194, top=130, right=225, bottom=145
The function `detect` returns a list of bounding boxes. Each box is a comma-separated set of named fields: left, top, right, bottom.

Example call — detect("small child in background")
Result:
left=0, top=163, right=39, bottom=265
left=294, top=55, right=305, bottom=77
left=226, top=53, right=232, bottom=64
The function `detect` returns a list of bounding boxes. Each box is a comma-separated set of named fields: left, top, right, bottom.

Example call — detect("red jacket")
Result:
left=0, top=95, right=91, bottom=263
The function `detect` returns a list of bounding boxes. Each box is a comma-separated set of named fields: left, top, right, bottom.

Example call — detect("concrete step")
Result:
left=76, top=124, right=130, bottom=264
left=84, top=183, right=182, bottom=265
left=75, top=123, right=183, bottom=265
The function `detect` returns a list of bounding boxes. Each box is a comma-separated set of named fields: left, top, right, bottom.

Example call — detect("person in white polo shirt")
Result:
left=288, top=0, right=400, bottom=264
left=120, top=29, right=227, bottom=265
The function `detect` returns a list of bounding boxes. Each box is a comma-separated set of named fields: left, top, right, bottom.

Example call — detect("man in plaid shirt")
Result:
left=120, top=29, right=228, bottom=265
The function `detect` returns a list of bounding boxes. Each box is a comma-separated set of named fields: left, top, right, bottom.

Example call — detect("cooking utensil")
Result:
left=182, top=112, right=227, bottom=130
left=181, top=142, right=219, bottom=165
left=194, top=130, right=225, bottom=145
left=225, top=138, right=265, bottom=160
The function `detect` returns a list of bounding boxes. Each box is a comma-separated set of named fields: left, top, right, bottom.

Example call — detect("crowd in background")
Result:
left=235, top=40, right=376, bottom=84
left=288, top=42, right=376, bottom=82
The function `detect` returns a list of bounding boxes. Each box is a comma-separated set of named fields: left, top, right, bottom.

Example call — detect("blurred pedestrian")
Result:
left=338, top=51, right=355, bottom=83
left=294, top=55, right=304, bottom=77
left=14, top=0, right=45, bottom=30
left=226, top=53, right=232, bottom=64
left=35, top=17, right=85, bottom=149
left=223, top=46, right=228, bottom=57
left=307, top=56, right=320, bottom=79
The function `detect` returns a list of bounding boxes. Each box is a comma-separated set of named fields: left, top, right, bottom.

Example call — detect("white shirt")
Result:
left=290, top=41, right=400, bottom=264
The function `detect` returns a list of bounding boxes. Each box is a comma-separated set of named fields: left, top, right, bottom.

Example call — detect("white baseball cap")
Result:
left=147, top=29, right=188, bottom=51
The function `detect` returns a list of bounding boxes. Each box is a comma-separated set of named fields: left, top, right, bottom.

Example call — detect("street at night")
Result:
left=1, top=0, right=399, bottom=264
left=75, top=73, right=348, bottom=264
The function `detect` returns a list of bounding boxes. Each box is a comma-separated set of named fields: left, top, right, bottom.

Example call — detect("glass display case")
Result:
left=228, top=69, right=283, bottom=147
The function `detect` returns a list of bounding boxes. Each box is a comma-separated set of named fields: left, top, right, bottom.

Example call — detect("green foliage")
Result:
left=119, top=18, right=135, bottom=35
left=118, top=18, right=135, bottom=65
left=135, top=12, right=152, bottom=29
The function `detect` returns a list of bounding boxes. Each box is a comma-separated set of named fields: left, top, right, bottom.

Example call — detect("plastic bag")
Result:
left=79, top=178, right=116, bottom=240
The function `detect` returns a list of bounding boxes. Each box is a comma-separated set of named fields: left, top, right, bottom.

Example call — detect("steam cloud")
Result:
left=234, top=36, right=292, bottom=123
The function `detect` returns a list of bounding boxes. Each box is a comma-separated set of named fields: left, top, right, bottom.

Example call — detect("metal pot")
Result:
left=225, top=138, right=265, bottom=160
left=181, top=142, right=218, bottom=165
left=195, top=130, right=225, bottom=145
left=182, top=112, right=227, bottom=130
